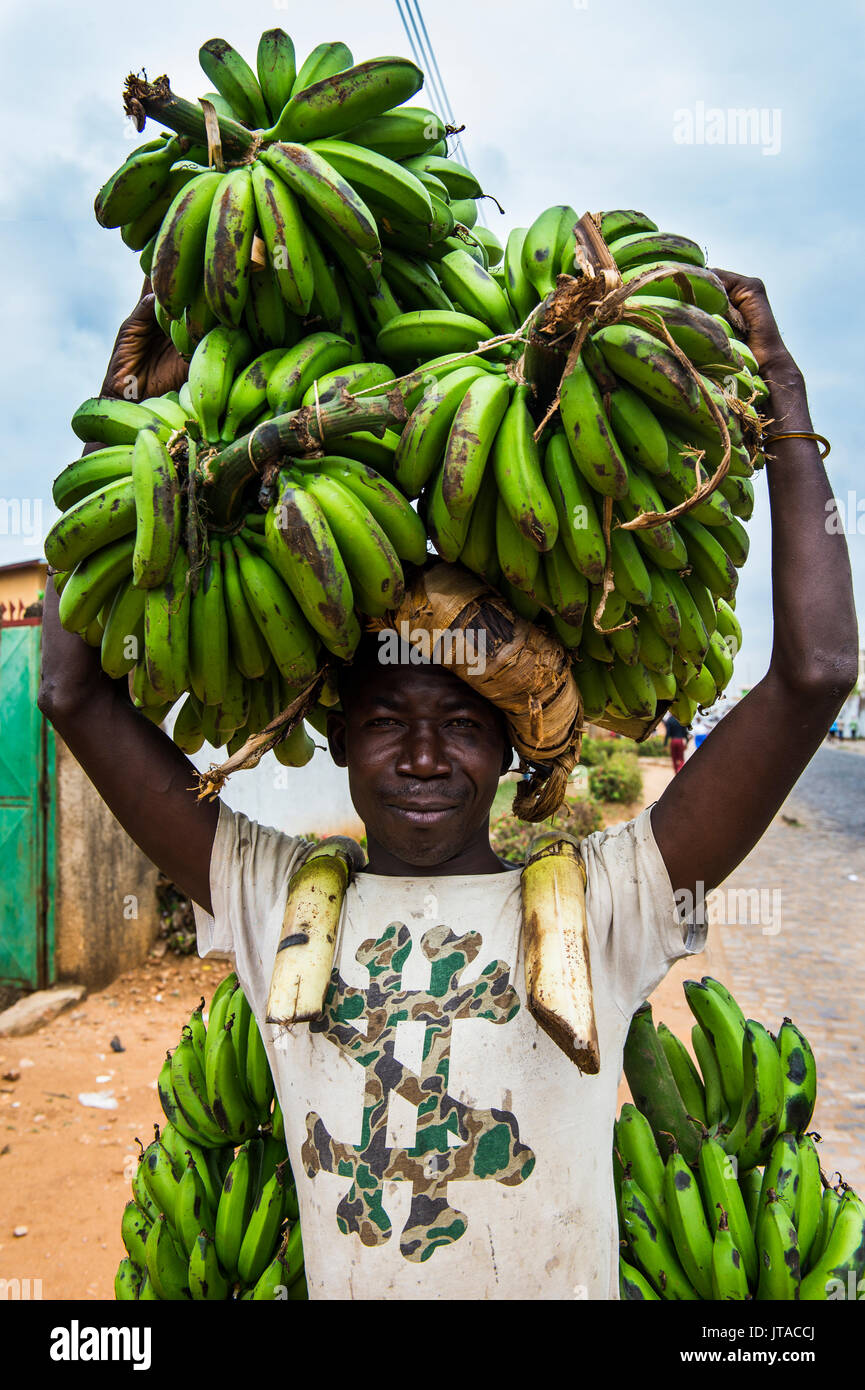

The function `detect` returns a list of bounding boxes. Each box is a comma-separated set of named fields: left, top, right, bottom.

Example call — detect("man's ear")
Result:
left=327, top=711, right=348, bottom=768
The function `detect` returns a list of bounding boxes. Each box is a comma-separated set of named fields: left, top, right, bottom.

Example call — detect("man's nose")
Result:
left=395, top=724, right=452, bottom=778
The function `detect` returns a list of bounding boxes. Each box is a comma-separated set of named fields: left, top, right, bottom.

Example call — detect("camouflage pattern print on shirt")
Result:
left=301, top=921, right=535, bottom=1262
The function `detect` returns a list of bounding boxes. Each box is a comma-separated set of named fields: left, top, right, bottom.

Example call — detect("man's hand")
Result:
left=101, top=279, right=188, bottom=401
left=711, top=267, right=800, bottom=383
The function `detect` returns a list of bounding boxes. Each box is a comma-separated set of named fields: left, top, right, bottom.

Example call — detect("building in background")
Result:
left=0, top=559, right=46, bottom=623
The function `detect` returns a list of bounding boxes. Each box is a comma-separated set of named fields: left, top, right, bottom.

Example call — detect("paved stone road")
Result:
left=715, top=743, right=865, bottom=1192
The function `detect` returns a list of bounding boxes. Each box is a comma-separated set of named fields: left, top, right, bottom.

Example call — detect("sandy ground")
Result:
left=0, top=755, right=722, bottom=1301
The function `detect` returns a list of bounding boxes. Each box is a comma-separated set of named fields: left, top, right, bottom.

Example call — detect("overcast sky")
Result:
left=1, top=0, right=862, bottom=688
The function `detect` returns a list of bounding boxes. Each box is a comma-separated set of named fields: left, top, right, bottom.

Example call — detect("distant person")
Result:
left=692, top=715, right=710, bottom=753
left=663, top=713, right=690, bottom=774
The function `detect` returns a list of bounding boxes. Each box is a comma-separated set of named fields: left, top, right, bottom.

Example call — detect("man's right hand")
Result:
left=101, top=280, right=188, bottom=402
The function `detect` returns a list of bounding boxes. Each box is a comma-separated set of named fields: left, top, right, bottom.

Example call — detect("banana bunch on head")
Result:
left=95, top=29, right=500, bottom=360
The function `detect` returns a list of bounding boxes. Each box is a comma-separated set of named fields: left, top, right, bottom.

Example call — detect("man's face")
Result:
left=327, top=657, right=512, bottom=871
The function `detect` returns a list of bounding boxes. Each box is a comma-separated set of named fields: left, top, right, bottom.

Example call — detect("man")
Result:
left=38, top=271, right=857, bottom=1299
left=663, top=710, right=689, bottom=774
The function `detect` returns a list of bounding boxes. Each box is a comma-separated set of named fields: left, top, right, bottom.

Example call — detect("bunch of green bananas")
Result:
left=46, top=326, right=428, bottom=755
left=116, top=973, right=306, bottom=1301
left=95, top=30, right=495, bottom=359
left=615, top=980, right=865, bottom=1300
left=392, top=206, right=762, bottom=734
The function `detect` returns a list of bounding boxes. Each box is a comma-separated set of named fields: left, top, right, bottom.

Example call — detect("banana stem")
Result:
left=200, top=388, right=406, bottom=524
left=123, top=74, right=255, bottom=159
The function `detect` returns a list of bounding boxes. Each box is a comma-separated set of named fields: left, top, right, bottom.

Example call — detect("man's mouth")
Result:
left=385, top=801, right=461, bottom=826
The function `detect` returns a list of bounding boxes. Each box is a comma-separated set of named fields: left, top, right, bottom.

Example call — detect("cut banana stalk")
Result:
left=521, top=834, right=600, bottom=1074
left=266, top=836, right=365, bottom=1026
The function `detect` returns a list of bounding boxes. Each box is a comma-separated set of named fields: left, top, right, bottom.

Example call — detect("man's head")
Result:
left=327, top=632, right=514, bottom=873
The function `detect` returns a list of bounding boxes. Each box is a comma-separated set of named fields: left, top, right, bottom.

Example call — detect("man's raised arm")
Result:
left=38, top=287, right=218, bottom=913
left=651, top=270, right=859, bottom=902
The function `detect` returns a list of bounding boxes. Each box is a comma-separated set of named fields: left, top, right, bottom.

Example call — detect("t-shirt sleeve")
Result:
left=581, top=804, right=707, bottom=1021
left=191, top=800, right=309, bottom=1020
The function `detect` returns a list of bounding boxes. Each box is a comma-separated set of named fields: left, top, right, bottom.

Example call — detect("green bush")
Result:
left=588, top=753, right=644, bottom=805
left=489, top=797, right=603, bottom=865
left=580, top=736, right=618, bottom=766
left=564, top=796, right=604, bottom=839
left=635, top=736, right=666, bottom=758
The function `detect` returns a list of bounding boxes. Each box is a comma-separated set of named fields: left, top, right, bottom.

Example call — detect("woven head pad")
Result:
left=378, top=563, right=583, bottom=822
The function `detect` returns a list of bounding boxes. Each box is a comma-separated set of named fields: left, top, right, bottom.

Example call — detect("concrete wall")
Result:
left=52, top=737, right=161, bottom=989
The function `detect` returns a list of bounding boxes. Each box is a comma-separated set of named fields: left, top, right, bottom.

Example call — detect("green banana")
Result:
left=265, top=331, right=354, bottom=414
left=267, top=58, right=423, bottom=143
left=593, top=324, right=700, bottom=419
left=664, top=1143, right=715, bottom=1298
left=250, top=159, right=314, bottom=317
left=52, top=445, right=135, bottom=511
left=236, top=1165, right=289, bottom=1285
left=245, top=1011, right=275, bottom=1126
left=204, top=166, right=256, bottom=326
left=492, top=384, right=559, bottom=551
left=115, top=1257, right=142, bottom=1301
left=145, top=1212, right=189, bottom=1300
left=264, top=478, right=360, bottom=657
left=175, top=1154, right=216, bottom=1259
left=206, top=1015, right=258, bottom=1143
left=609, top=230, right=706, bottom=272
left=394, top=363, right=489, bottom=497
left=621, top=261, right=730, bottom=316
left=169, top=1029, right=227, bottom=1149
left=71, top=397, right=172, bottom=447
left=800, top=1188, right=865, bottom=1299
left=234, top=534, right=320, bottom=688
left=261, top=143, right=379, bottom=254
left=622, top=1002, right=702, bottom=1164
left=187, top=325, right=252, bottom=445
left=377, top=308, right=495, bottom=364
left=600, top=210, right=659, bottom=242
left=521, top=204, right=578, bottom=297
left=503, top=226, right=540, bottom=324
left=495, top=493, right=540, bottom=594
left=151, top=172, right=223, bottom=319
left=697, top=1135, right=758, bottom=1286
left=711, top=1209, right=751, bottom=1300
left=293, top=42, right=353, bottom=95
left=314, top=456, right=427, bottom=563
left=256, top=29, right=296, bottom=126
left=607, top=386, right=669, bottom=476
left=199, top=36, right=270, bottom=128
left=44, top=476, right=136, bottom=573
left=777, top=1018, right=818, bottom=1137
left=188, top=538, right=230, bottom=705
left=542, top=431, right=606, bottom=585
left=188, top=1229, right=230, bottom=1300
left=342, top=105, right=446, bottom=160
left=131, top=427, right=181, bottom=589
left=683, top=979, right=746, bottom=1122
left=796, top=1133, right=824, bottom=1271
left=95, top=136, right=178, bottom=228
left=58, top=536, right=135, bottom=635
left=722, top=1020, right=784, bottom=1170
left=142, top=546, right=190, bottom=702
left=560, top=356, right=630, bottom=500
left=222, top=537, right=272, bottom=679
left=301, top=469, right=404, bottom=616
left=656, top=1022, right=707, bottom=1126
left=620, top=1172, right=697, bottom=1300
left=436, top=248, right=516, bottom=334
left=760, top=1131, right=801, bottom=1222
left=614, top=1102, right=667, bottom=1221
left=756, top=1190, right=801, bottom=1300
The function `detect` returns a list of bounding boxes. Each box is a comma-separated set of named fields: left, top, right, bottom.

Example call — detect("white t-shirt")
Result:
left=192, top=801, right=705, bottom=1300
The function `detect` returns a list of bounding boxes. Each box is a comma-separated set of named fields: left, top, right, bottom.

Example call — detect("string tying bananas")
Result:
left=615, top=979, right=865, bottom=1300
left=117, top=973, right=307, bottom=1301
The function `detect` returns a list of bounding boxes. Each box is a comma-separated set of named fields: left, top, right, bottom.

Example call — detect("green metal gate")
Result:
left=0, top=622, right=55, bottom=989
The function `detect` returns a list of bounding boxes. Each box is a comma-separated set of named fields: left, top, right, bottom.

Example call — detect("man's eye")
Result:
left=367, top=717, right=398, bottom=727
left=448, top=718, right=477, bottom=729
